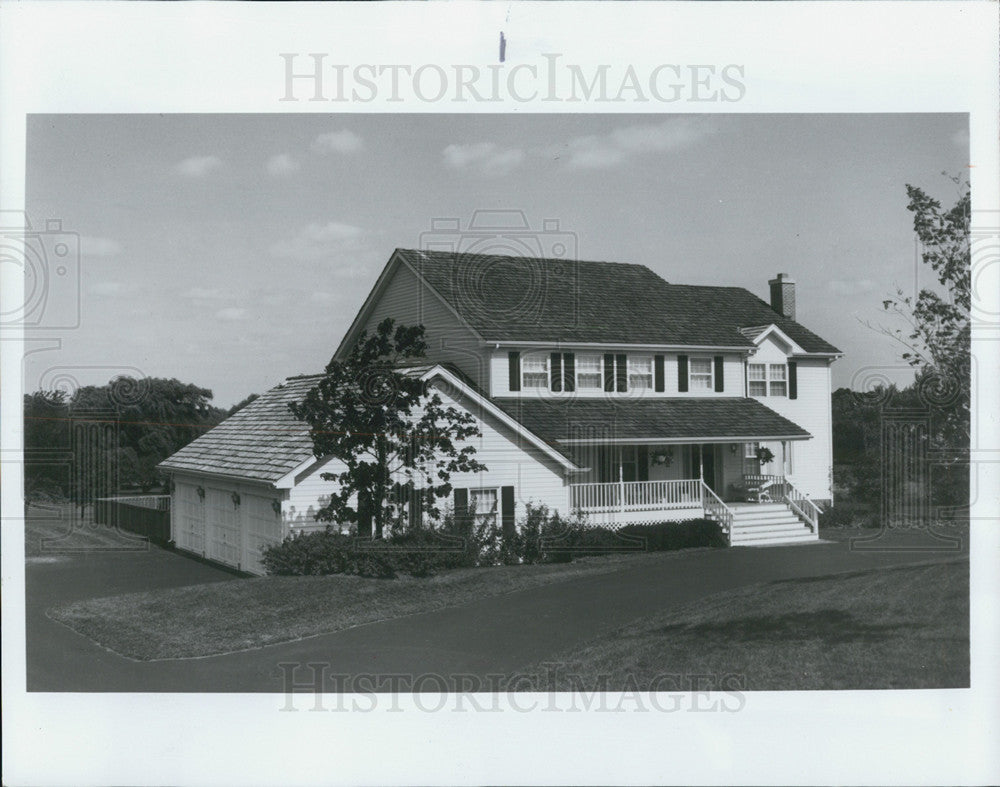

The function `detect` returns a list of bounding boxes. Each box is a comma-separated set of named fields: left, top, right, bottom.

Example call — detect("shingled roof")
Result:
left=491, top=397, right=811, bottom=451
left=397, top=248, right=840, bottom=354
left=158, top=375, right=322, bottom=483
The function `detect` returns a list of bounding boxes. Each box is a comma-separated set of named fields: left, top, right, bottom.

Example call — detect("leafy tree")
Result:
left=882, top=175, right=970, bottom=444
left=289, top=318, right=487, bottom=539
left=227, top=393, right=259, bottom=416
left=24, top=376, right=226, bottom=501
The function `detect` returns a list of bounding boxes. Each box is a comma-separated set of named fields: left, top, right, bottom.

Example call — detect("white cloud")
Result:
left=310, top=291, right=336, bottom=302
left=270, top=222, right=366, bottom=261
left=216, top=307, right=247, bottom=321
left=442, top=142, right=525, bottom=177
left=80, top=236, right=121, bottom=257
left=557, top=118, right=718, bottom=170
left=182, top=287, right=229, bottom=300
left=266, top=153, right=301, bottom=176
left=175, top=155, right=223, bottom=178
left=311, top=130, right=364, bottom=155
left=828, top=278, right=879, bottom=296
left=90, top=281, right=125, bottom=296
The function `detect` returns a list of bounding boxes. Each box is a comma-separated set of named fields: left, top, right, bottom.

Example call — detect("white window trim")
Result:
left=469, top=487, right=499, bottom=526
left=627, top=354, right=654, bottom=390
left=744, top=441, right=759, bottom=459
left=748, top=362, right=788, bottom=398
left=521, top=353, right=549, bottom=390
left=689, top=356, right=714, bottom=391
left=576, top=353, right=603, bottom=390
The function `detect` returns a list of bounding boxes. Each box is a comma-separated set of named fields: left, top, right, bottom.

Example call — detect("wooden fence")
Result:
left=93, top=495, right=171, bottom=544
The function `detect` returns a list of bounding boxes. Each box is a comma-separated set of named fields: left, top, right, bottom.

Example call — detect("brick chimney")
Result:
left=768, top=273, right=796, bottom=320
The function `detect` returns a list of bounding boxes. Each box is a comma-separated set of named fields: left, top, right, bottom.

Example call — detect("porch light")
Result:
left=231, top=492, right=241, bottom=507
left=196, top=486, right=205, bottom=500
left=272, top=498, right=282, bottom=516
left=729, top=443, right=738, bottom=454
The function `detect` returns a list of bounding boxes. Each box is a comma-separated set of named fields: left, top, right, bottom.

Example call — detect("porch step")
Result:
left=735, top=531, right=819, bottom=546
left=726, top=503, right=819, bottom=546
left=731, top=510, right=803, bottom=525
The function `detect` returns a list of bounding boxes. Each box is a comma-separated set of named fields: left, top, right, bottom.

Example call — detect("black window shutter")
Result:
left=501, top=486, right=516, bottom=538
left=603, top=353, right=615, bottom=392
left=550, top=352, right=563, bottom=392
left=563, top=353, right=575, bottom=392
left=616, top=354, right=628, bottom=392
left=714, top=356, right=725, bottom=392
left=678, top=354, right=689, bottom=393
left=508, top=352, right=521, bottom=392
left=357, top=492, right=373, bottom=539
left=407, top=486, right=421, bottom=530
left=654, top=355, right=665, bottom=392
left=788, top=361, right=798, bottom=399
left=454, top=488, right=468, bottom=529
left=637, top=445, right=649, bottom=481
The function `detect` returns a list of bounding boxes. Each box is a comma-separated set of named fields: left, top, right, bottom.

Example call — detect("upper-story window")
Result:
left=689, top=357, right=714, bottom=390
left=628, top=355, right=653, bottom=390
left=576, top=354, right=603, bottom=389
left=768, top=364, right=787, bottom=397
left=748, top=363, right=788, bottom=397
left=522, top=355, right=548, bottom=389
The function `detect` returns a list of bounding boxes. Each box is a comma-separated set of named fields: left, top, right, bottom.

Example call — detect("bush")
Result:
left=538, top=518, right=725, bottom=561
left=819, top=500, right=879, bottom=530
left=618, top=520, right=726, bottom=550
left=261, top=530, right=398, bottom=578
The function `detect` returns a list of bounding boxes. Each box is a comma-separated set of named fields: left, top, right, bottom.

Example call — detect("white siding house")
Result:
left=159, top=250, right=842, bottom=573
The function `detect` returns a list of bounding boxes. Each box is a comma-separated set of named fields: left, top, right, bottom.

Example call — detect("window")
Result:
left=469, top=488, right=498, bottom=526
left=748, top=363, right=788, bottom=397
left=769, top=364, right=787, bottom=397
left=744, top=441, right=759, bottom=459
left=576, top=354, right=602, bottom=390
left=628, top=355, right=653, bottom=390
left=689, top=357, right=713, bottom=390
left=748, top=364, right=767, bottom=396
left=522, top=354, right=548, bottom=389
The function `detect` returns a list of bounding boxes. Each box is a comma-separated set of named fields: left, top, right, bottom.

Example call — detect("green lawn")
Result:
left=48, top=549, right=688, bottom=661
left=509, top=559, right=969, bottom=691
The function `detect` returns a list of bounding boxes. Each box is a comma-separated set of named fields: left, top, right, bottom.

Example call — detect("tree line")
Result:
left=23, top=377, right=256, bottom=505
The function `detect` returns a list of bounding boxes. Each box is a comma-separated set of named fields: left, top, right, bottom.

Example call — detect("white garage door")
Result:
left=242, top=493, right=284, bottom=576
left=205, top=487, right=241, bottom=568
left=175, top=482, right=206, bottom=555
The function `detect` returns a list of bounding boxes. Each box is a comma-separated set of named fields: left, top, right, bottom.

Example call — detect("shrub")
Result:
left=518, top=503, right=546, bottom=564
left=819, top=500, right=879, bottom=530
left=618, top=519, right=726, bottom=550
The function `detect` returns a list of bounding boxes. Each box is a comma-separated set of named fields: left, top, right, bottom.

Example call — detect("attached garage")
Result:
left=158, top=374, right=331, bottom=576
left=167, top=475, right=286, bottom=575
left=157, top=365, right=583, bottom=576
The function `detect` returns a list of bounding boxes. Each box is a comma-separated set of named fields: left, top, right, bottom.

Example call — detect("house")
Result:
left=159, top=248, right=841, bottom=574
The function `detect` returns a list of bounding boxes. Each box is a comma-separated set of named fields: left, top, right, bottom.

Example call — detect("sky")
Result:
left=25, top=113, right=969, bottom=408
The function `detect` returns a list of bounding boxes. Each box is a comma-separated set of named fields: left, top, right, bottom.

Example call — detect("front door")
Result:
left=696, top=445, right=719, bottom=493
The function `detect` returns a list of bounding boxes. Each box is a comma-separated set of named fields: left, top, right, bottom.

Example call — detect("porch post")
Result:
left=618, top=447, right=625, bottom=513
left=698, top=445, right=704, bottom=481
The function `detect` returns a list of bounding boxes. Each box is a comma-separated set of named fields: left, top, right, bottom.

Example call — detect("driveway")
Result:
left=25, top=535, right=965, bottom=693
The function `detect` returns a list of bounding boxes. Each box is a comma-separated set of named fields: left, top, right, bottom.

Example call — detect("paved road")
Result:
left=25, top=535, right=965, bottom=693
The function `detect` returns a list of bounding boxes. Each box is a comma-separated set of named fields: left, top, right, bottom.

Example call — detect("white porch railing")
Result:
left=569, top=479, right=702, bottom=514
left=700, top=482, right=734, bottom=541
left=741, top=474, right=821, bottom=532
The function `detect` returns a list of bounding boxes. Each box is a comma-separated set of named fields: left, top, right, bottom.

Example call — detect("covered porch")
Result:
left=567, top=441, right=799, bottom=524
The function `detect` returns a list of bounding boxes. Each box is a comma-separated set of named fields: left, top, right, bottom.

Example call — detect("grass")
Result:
left=509, top=559, right=969, bottom=691
left=48, top=549, right=688, bottom=661
left=25, top=503, right=150, bottom=557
